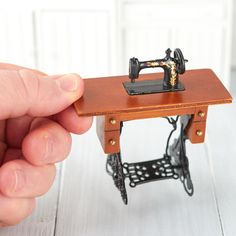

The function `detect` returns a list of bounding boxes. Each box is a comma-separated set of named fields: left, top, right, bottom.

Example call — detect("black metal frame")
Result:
left=124, top=48, right=188, bottom=95
left=106, top=115, right=194, bottom=204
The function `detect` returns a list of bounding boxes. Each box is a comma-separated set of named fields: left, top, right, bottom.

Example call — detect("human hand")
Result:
left=0, top=63, right=93, bottom=226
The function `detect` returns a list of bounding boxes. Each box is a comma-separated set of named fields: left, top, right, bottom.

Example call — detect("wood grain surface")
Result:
left=74, top=69, right=232, bottom=117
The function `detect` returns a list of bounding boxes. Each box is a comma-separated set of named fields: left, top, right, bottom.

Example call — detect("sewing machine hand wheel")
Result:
left=174, top=48, right=186, bottom=74
left=129, top=57, right=140, bottom=81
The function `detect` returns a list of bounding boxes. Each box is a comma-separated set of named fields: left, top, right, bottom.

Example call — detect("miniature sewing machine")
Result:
left=74, top=48, right=232, bottom=204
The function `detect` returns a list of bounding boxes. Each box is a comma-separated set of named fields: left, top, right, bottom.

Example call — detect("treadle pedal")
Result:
left=123, top=155, right=179, bottom=188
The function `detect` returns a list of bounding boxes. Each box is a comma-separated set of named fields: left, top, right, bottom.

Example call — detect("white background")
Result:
left=232, top=1, right=236, bottom=67
left=0, top=1, right=236, bottom=236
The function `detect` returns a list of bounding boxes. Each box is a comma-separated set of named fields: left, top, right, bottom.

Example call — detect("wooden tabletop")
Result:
left=74, top=69, right=232, bottom=116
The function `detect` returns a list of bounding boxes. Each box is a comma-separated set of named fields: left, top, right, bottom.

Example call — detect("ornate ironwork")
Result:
left=168, top=116, right=194, bottom=196
left=106, top=115, right=194, bottom=204
left=123, top=154, right=179, bottom=187
left=106, top=152, right=128, bottom=204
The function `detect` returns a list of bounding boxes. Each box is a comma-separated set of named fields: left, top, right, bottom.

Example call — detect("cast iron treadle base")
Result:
left=106, top=115, right=194, bottom=204
left=106, top=153, right=128, bottom=204
left=123, top=154, right=179, bottom=187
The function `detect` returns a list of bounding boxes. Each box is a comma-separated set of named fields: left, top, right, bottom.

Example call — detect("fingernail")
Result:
left=57, top=74, right=78, bottom=92
left=13, top=169, right=25, bottom=192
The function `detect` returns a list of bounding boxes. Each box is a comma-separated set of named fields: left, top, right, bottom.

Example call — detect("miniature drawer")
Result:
left=97, top=129, right=120, bottom=154
left=104, top=115, right=121, bottom=131
left=103, top=130, right=120, bottom=154
left=187, top=121, right=206, bottom=144
left=96, top=115, right=121, bottom=131
left=193, top=106, right=208, bottom=122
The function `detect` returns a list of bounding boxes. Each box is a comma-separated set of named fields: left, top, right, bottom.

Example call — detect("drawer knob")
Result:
left=109, top=139, right=116, bottom=146
left=110, top=118, right=117, bottom=125
left=198, top=111, right=205, bottom=118
left=196, top=130, right=203, bottom=136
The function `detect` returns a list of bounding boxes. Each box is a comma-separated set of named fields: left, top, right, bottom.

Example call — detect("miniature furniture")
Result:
left=74, top=50, right=232, bottom=204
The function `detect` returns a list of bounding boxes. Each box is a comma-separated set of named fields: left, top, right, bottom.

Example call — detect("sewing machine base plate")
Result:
left=123, top=80, right=185, bottom=95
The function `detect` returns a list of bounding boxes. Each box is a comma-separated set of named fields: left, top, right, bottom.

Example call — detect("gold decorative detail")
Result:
left=169, top=61, right=177, bottom=87
left=147, top=62, right=159, bottom=67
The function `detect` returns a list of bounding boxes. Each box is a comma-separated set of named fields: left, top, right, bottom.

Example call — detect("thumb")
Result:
left=0, top=68, right=84, bottom=119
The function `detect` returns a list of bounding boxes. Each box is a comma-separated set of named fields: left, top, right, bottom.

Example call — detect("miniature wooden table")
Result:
left=74, top=69, right=232, bottom=154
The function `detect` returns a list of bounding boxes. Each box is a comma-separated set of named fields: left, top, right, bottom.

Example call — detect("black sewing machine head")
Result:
left=123, top=48, right=188, bottom=95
